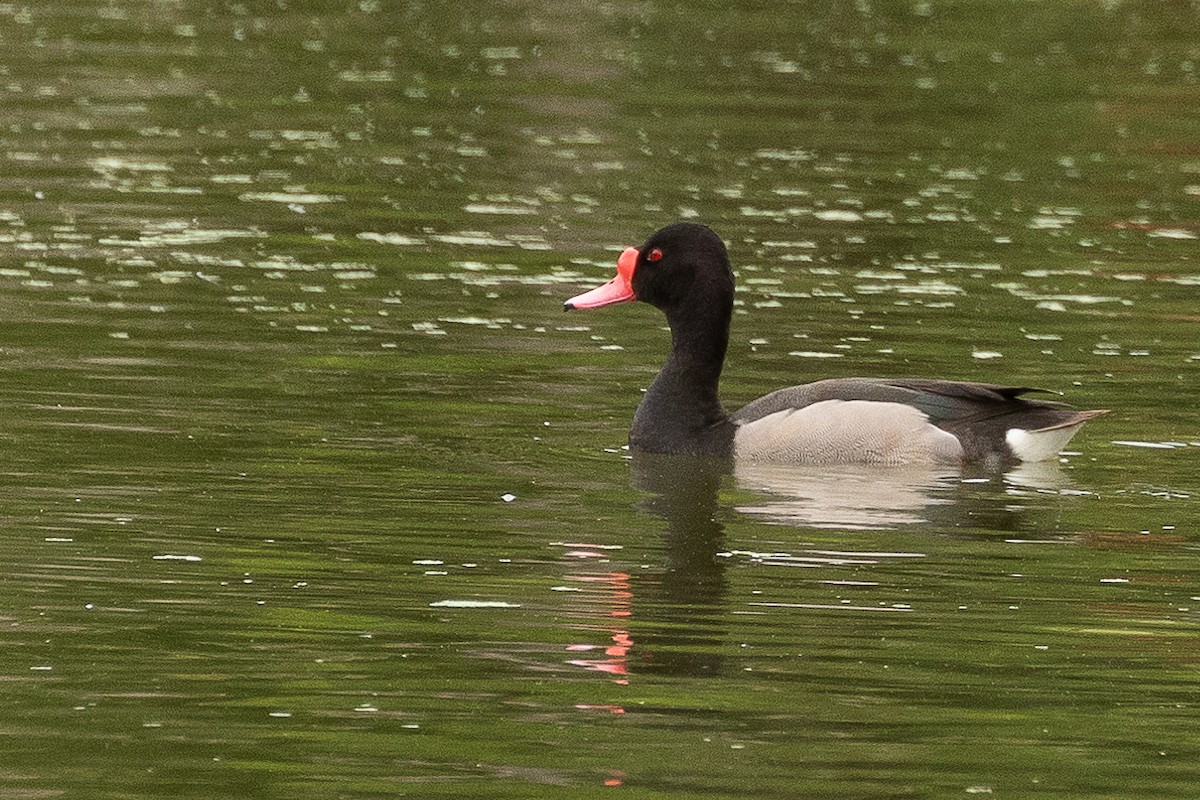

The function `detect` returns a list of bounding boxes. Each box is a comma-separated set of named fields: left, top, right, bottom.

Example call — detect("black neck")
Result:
left=629, top=299, right=734, bottom=456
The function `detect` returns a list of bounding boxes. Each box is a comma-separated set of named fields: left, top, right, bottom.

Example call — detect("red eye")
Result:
left=646, top=247, right=663, bottom=262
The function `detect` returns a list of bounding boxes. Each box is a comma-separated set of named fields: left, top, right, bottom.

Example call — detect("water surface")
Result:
left=2, top=2, right=1200, bottom=798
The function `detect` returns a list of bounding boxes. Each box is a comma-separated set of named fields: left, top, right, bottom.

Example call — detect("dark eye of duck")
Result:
left=646, top=247, right=664, bottom=262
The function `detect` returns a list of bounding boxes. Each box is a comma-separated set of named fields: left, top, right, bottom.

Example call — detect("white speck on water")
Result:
left=429, top=231, right=512, bottom=247
left=1028, top=215, right=1074, bottom=230
left=413, top=559, right=443, bottom=565
left=754, top=148, right=815, bottom=162
left=463, top=203, right=538, bottom=215
left=240, top=191, right=343, bottom=204
left=942, top=167, right=979, bottom=181
left=552, top=541, right=624, bottom=550
left=813, top=209, right=863, bottom=223
left=411, top=321, right=447, bottom=335
left=153, top=554, right=202, bottom=562
left=357, top=232, right=426, bottom=246
left=429, top=600, right=521, bottom=608
left=972, top=350, right=1003, bottom=360
left=501, top=493, right=516, bottom=502
left=1112, top=440, right=1187, bottom=450
left=437, top=313, right=502, bottom=328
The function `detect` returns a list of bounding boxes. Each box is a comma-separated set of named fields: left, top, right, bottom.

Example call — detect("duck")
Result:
left=564, top=221, right=1107, bottom=467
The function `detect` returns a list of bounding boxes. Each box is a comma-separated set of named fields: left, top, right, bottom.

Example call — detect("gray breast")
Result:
left=732, top=399, right=964, bottom=466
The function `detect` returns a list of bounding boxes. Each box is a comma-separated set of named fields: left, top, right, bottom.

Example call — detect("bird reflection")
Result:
left=620, top=452, right=1083, bottom=677
left=627, top=453, right=730, bottom=676
left=733, top=461, right=959, bottom=530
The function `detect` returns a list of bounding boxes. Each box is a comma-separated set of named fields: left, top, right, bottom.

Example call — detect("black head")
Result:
left=563, top=221, right=736, bottom=315
left=629, top=222, right=735, bottom=313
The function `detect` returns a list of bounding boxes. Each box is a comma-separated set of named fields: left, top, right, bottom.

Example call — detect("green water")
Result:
left=2, top=1, right=1199, bottom=797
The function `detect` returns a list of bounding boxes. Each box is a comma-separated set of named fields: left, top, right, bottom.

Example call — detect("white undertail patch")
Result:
left=1005, top=423, right=1087, bottom=462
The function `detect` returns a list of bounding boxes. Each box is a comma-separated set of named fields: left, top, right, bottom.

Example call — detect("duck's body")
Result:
left=565, top=222, right=1106, bottom=467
